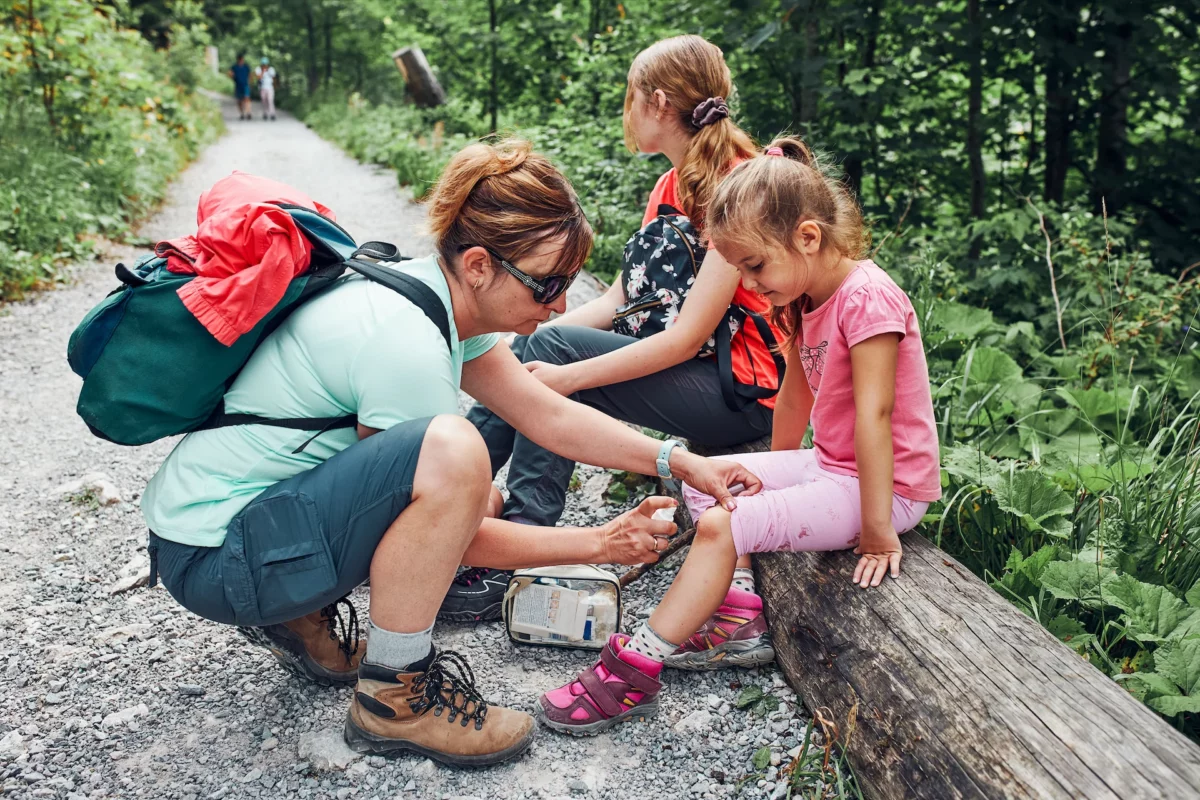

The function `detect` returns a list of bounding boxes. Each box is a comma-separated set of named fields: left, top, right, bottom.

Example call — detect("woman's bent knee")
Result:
left=416, top=415, right=491, bottom=495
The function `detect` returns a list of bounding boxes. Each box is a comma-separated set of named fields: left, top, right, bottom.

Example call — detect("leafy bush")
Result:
left=898, top=219, right=1200, bottom=732
left=0, top=0, right=221, bottom=299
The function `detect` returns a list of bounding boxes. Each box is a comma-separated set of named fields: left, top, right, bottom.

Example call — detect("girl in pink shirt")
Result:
left=538, top=136, right=941, bottom=737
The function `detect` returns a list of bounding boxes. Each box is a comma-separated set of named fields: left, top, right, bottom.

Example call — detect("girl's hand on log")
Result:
left=853, top=526, right=902, bottom=588
left=599, top=496, right=678, bottom=565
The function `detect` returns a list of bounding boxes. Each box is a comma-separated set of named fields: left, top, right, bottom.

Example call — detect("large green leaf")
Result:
left=1147, top=695, right=1200, bottom=717
left=941, top=444, right=1002, bottom=486
left=960, top=346, right=1023, bottom=386
left=931, top=301, right=994, bottom=340
left=1186, top=580, right=1200, bottom=609
left=984, top=468, right=1075, bottom=535
left=1104, top=575, right=1194, bottom=642
left=1156, top=639, right=1200, bottom=696
left=1038, top=560, right=1118, bottom=605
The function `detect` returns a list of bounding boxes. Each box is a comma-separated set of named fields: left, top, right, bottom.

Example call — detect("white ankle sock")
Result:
left=365, top=618, right=433, bottom=670
left=732, top=568, right=756, bottom=594
left=625, top=623, right=677, bottom=664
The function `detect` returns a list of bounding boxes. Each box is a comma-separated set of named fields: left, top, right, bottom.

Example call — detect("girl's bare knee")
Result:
left=694, top=506, right=734, bottom=548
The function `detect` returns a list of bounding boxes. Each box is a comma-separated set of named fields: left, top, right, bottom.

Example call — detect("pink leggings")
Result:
left=682, top=448, right=929, bottom=558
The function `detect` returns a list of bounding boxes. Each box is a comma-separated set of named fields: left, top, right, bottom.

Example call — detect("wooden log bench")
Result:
left=636, top=436, right=1200, bottom=799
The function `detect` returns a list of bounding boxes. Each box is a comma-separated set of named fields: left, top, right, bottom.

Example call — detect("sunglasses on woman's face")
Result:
left=481, top=246, right=578, bottom=305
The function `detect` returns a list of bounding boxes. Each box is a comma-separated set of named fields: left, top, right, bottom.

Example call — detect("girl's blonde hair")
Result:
left=623, top=35, right=757, bottom=226
left=707, top=136, right=870, bottom=351
left=426, top=139, right=592, bottom=277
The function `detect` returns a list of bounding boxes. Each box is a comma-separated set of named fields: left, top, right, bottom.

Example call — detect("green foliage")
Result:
left=0, top=0, right=220, bottom=298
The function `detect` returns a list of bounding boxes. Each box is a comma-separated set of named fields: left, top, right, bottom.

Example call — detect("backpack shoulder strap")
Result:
left=198, top=257, right=453, bottom=448
left=344, top=258, right=452, bottom=350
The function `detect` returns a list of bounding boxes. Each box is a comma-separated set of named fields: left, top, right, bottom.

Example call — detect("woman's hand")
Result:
left=599, top=496, right=679, bottom=565
left=525, top=361, right=580, bottom=396
left=852, top=526, right=903, bottom=588
left=672, top=451, right=763, bottom=512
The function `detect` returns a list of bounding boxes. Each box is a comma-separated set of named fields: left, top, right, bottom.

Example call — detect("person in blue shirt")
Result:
left=228, top=53, right=251, bottom=120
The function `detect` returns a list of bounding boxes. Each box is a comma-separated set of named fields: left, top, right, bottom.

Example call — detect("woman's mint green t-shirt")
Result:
left=142, top=254, right=499, bottom=547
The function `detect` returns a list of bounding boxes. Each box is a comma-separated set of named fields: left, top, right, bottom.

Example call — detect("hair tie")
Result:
left=765, top=146, right=784, bottom=157
left=692, top=97, right=729, bottom=128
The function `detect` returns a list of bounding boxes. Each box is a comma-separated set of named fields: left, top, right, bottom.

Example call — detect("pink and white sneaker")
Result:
left=536, top=634, right=662, bottom=736
left=664, top=588, right=775, bottom=670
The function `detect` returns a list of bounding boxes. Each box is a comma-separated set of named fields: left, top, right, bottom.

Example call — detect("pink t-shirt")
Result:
left=799, top=261, right=941, bottom=502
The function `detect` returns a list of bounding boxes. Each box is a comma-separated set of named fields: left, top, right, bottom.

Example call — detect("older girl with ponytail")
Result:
left=537, top=137, right=942, bottom=736
left=461, top=37, right=785, bottom=646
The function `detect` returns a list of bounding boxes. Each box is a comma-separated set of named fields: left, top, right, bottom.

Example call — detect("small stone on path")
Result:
left=673, top=709, right=712, bottom=734
left=100, top=704, right=148, bottom=730
left=297, top=727, right=361, bottom=771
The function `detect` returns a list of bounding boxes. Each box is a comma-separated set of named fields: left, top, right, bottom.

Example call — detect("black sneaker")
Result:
left=438, top=567, right=511, bottom=622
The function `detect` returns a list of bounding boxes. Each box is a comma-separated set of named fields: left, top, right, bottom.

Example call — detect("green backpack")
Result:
left=67, top=204, right=450, bottom=447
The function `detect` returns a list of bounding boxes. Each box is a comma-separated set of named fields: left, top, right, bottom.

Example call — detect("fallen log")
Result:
left=659, top=437, right=1200, bottom=797
left=757, top=538, right=1200, bottom=798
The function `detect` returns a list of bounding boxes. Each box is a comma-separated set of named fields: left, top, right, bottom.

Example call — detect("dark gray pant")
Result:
left=467, top=325, right=773, bottom=527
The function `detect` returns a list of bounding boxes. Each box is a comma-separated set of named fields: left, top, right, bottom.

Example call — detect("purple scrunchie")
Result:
left=692, top=97, right=729, bottom=128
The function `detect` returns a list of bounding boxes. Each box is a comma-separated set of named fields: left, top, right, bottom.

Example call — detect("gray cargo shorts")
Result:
left=149, top=417, right=433, bottom=627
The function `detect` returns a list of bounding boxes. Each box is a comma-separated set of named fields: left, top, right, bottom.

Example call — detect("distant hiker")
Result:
left=254, top=57, right=277, bottom=121
left=229, top=53, right=251, bottom=120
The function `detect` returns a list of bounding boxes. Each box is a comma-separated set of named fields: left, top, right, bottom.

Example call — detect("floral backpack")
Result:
left=611, top=204, right=785, bottom=411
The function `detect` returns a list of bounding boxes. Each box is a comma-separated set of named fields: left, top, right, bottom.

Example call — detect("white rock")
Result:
left=296, top=728, right=361, bottom=771
left=55, top=472, right=123, bottom=505
left=769, top=752, right=782, bottom=767
left=100, top=704, right=148, bottom=730
left=673, top=709, right=713, bottom=734
left=706, top=694, right=723, bottom=710
left=578, top=471, right=611, bottom=507
left=411, top=758, right=436, bottom=778
left=402, top=779, right=416, bottom=792
left=240, top=768, right=262, bottom=783
left=0, top=730, right=26, bottom=761
left=345, top=761, right=370, bottom=779
left=98, top=623, right=150, bottom=643
left=260, top=737, right=278, bottom=751
left=107, top=556, right=151, bottom=595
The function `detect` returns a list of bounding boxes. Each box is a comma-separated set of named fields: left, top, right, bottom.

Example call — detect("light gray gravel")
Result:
left=0, top=94, right=810, bottom=800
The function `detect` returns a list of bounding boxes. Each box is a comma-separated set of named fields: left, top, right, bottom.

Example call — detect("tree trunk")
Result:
left=323, top=5, right=334, bottom=84
left=967, top=0, right=986, bottom=259
left=488, top=0, right=499, bottom=133
left=1094, top=15, right=1134, bottom=214
left=799, top=11, right=821, bottom=132
left=1042, top=0, right=1081, bottom=204
left=303, top=0, right=320, bottom=94
left=844, top=0, right=880, bottom=201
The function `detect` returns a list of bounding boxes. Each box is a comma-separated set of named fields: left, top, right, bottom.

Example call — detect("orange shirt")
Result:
left=643, top=169, right=783, bottom=409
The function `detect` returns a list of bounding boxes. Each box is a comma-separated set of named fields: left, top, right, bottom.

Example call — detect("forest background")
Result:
left=6, top=0, right=1200, bottom=737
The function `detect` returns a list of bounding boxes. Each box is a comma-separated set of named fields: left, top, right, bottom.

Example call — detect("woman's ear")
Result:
left=795, top=220, right=823, bottom=255
left=459, top=246, right=492, bottom=289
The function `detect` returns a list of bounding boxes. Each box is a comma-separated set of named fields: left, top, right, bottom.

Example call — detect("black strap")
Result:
left=715, top=307, right=788, bottom=412
left=198, top=256, right=453, bottom=450
left=352, top=241, right=406, bottom=262
left=657, top=203, right=684, bottom=218
left=115, top=263, right=150, bottom=288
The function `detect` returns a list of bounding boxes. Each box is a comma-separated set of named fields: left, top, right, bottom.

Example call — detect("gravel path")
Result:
left=0, top=95, right=808, bottom=800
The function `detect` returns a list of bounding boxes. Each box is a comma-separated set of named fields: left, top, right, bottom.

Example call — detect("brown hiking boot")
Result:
left=344, top=649, right=535, bottom=766
left=238, top=597, right=363, bottom=685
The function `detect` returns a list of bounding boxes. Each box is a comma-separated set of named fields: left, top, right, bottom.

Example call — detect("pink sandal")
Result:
left=536, top=634, right=662, bottom=736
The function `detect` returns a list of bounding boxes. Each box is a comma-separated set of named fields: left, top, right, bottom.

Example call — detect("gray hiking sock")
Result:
left=732, top=567, right=756, bottom=593
left=626, top=622, right=678, bottom=663
left=365, top=618, right=434, bottom=670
